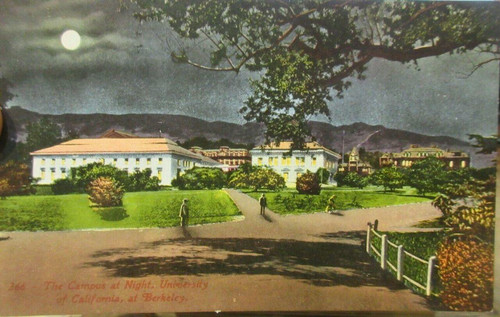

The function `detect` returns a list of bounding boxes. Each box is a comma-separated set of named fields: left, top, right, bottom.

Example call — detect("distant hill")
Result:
left=2, top=106, right=495, bottom=168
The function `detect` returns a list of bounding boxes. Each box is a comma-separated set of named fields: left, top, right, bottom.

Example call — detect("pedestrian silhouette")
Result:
left=259, top=193, right=267, bottom=215
left=179, top=198, right=189, bottom=227
left=326, top=194, right=337, bottom=213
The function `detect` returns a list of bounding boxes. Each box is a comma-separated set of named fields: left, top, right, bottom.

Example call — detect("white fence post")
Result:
left=381, top=234, right=388, bottom=270
left=397, top=245, right=404, bottom=281
left=426, top=256, right=437, bottom=296
left=366, top=223, right=372, bottom=254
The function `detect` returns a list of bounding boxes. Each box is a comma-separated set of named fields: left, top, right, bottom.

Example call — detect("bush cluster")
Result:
left=51, top=163, right=160, bottom=194
left=172, top=167, right=226, bottom=190
left=228, top=164, right=285, bottom=191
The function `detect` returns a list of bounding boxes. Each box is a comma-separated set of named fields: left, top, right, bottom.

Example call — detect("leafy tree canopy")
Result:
left=129, top=0, right=499, bottom=148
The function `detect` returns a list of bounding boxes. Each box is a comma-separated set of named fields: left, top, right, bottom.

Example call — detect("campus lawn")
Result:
left=0, top=190, right=241, bottom=231
left=246, top=187, right=432, bottom=215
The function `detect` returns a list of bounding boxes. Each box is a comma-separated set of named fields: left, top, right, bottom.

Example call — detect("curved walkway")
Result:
left=0, top=190, right=442, bottom=315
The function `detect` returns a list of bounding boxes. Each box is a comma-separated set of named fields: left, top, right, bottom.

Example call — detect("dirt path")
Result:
left=0, top=190, right=442, bottom=315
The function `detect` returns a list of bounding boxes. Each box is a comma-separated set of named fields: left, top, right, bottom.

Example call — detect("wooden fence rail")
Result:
left=366, top=220, right=437, bottom=297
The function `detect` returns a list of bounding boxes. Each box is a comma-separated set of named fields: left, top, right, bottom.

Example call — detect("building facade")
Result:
left=192, top=146, right=251, bottom=172
left=338, top=147, right=373, bottom=175
left=250, top=141, right=341, bottom=185
left=379, top=145, right=470, bottom=169
left=31, top=138, right=221, bottom=186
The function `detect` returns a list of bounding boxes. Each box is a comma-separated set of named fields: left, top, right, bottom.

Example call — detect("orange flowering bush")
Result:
left=87, top=177, right=124, bottom=207
left=437, top=237, right=493, bottom=311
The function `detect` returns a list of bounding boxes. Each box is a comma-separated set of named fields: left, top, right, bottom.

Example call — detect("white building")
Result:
left=250, top=141, right=341, bottom=185
left=30, top=138, right=221, bottom=186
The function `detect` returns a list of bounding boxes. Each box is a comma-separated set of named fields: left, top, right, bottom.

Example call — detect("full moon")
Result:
left=60, top=30, right=81, bottom=50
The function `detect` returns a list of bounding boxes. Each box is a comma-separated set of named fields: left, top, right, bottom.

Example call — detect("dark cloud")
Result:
left=0, top=0, right=497, bottom=140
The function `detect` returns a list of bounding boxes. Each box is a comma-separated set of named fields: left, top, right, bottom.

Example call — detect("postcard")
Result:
left=0, top=0, right=498, bottom=315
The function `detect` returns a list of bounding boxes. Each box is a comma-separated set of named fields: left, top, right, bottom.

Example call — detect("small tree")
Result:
left=296, top=171, right=321, bottom=195
left=406, top=157, right=449, bottom=195
left=71, top=163, right=130, bottom=192
left=87, top=177, right=124, bottom=207
left=315, top=168, right=330, bottom=184
left=370, top=166, right=405, bottom=192
left=0, top=161, right=34, bottom=199
left=229, top=165, right=284, bottom=191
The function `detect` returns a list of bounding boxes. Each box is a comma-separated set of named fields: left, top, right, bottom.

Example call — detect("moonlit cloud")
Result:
left=0, top=0, right=497, bottom=141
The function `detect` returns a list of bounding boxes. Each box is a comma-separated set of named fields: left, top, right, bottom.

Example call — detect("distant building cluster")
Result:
left=30, top=129, right=470, bottom=186
left=190, top=146, right=251, bottom=172
left=338, top=147, right=373, bottom=175
left=379, top=145, right=470, bottom=169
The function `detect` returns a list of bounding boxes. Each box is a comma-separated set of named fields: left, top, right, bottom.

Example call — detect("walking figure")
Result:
left=179, top=198, right=189, bottom=227
left=259, top=193, right=267, bottom=215
left=326, top=194, right=336, bottom=213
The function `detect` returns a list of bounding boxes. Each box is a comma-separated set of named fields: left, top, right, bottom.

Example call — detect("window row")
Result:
left=256, top=156, right=312, bottom=167
left=40, top=157, right=164, bottom=166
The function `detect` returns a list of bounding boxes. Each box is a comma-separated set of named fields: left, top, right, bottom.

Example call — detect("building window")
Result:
left=147, top=158, right=151, bottom=165
left=125, top=158, right=129, bottom=166
left=100, top=158, right=105, bottom=164
left=297, top=172, right=302, bottom=179
left=257, top=157, right=263, bottom=166
left=136, top=158, right=140, bottom=165
left=268, top=157, right=273, bottom=166
left=461, top=160, right=466, bottom=168
left=177, top=159, right=181, bottom=167
left=158, top=157, right=163, bottom=164
left=72, top=158, right=76, bottom=166
left=283, top=172, right=288, bottom=182
left=40, top=168, right=46, bottom=179
left=312, top=157, right=317, bottom=166
left=52, top=158, right=56, bottom=165
left=61, top=158, right=66, bottom=165
left=157, top=168, right=162, bottom=181
left=113, top=158, right=117, bottom=166
left=83, top=158, right=87, bottom=164
left=449, top=161, right=454, bottom=168
left=61, top=168, right=66, bottom=178
left=50, top=168, right=56, bottom=181
left=41, top=158, right=46, bottom=165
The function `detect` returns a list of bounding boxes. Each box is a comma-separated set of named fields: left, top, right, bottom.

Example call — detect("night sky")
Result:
left=0, top=0, right=498, bottom=140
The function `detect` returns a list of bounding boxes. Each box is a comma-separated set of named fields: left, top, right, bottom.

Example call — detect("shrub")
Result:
left=370, top=166, right=405, bottom=192
left=315, top=167, right=330, bottom=184
left=296, top=171, right=321, bottom=195
left=437, top=237, right=493, bottom=311
left=51, top=178, right=75, bottom=195
left=87, top=177, right=124, bottom=207
left=342, top=172, right=369, bottom=189
left=172, top=167, right=226, bottom=190
left=228, top=166, right=285, bottom=191
left=0, top=161, right=34, bottom=199
left=71, top=163, right=130, bottom=192
left=128, top=168, right=160, bottom=192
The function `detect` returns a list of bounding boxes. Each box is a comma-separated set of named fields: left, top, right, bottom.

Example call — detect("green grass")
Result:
left=370, top=231, right=446, bottom=296
left=246, top=187, right=431, bottom=215
left=0, top=190, right=241, bottom=231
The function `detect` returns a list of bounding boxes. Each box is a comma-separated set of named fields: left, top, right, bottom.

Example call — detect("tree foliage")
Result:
left=370, top=166, right=405, bottom=192
left=334, top=171, right=368, bottom=188
left=406, top=157, right=448, bottom=195
left=315, top=167, right=330, bottom=184
left=172, top=167, right=226, bottom=190
left=130, top=0, right=499, bottom=148
left=296, top=171, right=321, bottom=195
left=229, top=165, right=285, bottom=191
left=26, top=118, right=62, bottom=154
left=0, top=161, right=34, bottom=199
left=437, top=237, right=493, bottom=311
